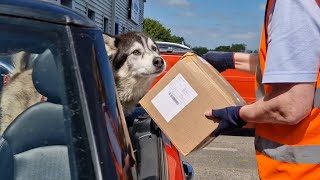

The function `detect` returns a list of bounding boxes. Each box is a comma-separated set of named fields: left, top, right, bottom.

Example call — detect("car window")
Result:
left=157, top=42, right=192, bottom=53
left=70, top=27, right=136, bottom=179
left=0, top=16, right=76, bottom=180
left=0, top=15, right=136, bottom=180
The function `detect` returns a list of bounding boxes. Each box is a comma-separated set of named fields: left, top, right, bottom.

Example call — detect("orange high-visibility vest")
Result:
left=255, top=0, right=320, bottom=179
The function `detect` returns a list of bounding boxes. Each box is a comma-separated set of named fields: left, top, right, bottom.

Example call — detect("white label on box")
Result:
left=152, top=74, right=198, bottom=122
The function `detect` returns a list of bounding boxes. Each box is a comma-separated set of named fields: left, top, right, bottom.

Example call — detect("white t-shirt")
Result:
left=262, top=0, right=320, bottom=84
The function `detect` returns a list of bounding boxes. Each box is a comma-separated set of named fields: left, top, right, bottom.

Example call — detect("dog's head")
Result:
left=103, top=32, right=166, bottom=77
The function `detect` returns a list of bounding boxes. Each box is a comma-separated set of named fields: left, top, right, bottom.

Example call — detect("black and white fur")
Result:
left=103, top=32, right=166, bottom=116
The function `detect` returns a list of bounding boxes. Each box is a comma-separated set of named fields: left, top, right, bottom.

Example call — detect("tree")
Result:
left=230, top=43, right=246, bottom=52
left=192, top=46, right=209, bottom=56
left=214, top=44, right=247, bottom=52
left=143, top=18, right=191, bottom=46
left=214, top=46, right=231, bottom=52
left=170, top=35, right=184, bottom=44
left=143, top=18, right=172, bottom=41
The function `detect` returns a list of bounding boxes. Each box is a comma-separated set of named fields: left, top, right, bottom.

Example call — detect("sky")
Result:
left=144, top=0, right=267, bottom=51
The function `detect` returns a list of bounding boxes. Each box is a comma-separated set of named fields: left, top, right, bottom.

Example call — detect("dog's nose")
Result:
left=153, top=57, right=164, bottom=68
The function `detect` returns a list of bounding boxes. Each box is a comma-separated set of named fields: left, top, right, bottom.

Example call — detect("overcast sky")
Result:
left=144, top=0, right=267, bottom=50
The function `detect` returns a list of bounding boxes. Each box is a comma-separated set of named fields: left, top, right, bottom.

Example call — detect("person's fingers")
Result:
left=205, top=109, right=225, bottom=123
left=212, top=128, right=221, bottom=137
left=204, top=110, right=212, bottom=117
left=212, top=108, right=227, bottom=119
left=212, top=119, right=225, bottom=136
left=204, top=110, right=218, bottom=122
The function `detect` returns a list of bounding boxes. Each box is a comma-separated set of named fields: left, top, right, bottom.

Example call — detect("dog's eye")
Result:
left=151, top=46, right=157, bottom=51
left=132, top=50, right=141, bottom=55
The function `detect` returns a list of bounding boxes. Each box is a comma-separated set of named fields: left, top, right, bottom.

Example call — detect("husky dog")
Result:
left=0, top=52, right=42, bottom=134
left=103, top=32, right=166, bottom=116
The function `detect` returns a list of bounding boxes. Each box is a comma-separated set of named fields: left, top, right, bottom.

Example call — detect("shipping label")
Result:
left=151, top=74, right=198, bottom=122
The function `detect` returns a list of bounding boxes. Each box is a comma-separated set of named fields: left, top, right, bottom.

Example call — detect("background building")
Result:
left=48, top=0, right=145, bottom=35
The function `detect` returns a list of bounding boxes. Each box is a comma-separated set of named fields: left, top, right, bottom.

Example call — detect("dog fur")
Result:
left=0, top=32, right=165, bottom=133
left=0, top=52, right=41, bottom=134
left=103, top=32, right=166, bottom=116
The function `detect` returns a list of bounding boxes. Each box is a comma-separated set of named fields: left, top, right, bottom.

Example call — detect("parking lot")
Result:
left=183, top=135, right=259, bottom=180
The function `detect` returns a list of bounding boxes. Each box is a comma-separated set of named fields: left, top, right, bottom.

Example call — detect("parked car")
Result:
left=156, top=41, right=192, bottom=54
left=0, top=1, right=193, bottom=180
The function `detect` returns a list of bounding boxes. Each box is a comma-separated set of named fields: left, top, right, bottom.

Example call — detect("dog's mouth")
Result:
left=140, top=68, right=165, bottom=77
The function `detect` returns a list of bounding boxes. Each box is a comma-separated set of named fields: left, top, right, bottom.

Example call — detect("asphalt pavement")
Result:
left=182, top=135, right=259, bottom=180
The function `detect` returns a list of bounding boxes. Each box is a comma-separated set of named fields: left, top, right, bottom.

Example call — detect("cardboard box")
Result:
left=139, top=53, right=246, bottom=156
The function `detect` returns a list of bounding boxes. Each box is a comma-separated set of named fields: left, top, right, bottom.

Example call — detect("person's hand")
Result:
left=205, top=106, right=247, bottom=137
left=201, top=52, right=235, bottom=72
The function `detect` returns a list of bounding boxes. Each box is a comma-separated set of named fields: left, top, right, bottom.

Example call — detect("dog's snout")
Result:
left=153, top=57, right=164, bottom=68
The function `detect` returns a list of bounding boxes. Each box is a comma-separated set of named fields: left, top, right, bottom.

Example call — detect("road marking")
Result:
left=203, top=147, right=238, bottom=152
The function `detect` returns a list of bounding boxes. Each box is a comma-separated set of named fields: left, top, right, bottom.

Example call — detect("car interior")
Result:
left=0, top=23, right=187, bottom=180
left=0, top=49, right=71, bottom=180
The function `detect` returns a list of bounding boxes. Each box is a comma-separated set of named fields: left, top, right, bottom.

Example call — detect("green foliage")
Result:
left=214, top=44, right=247, bottom=52
left=192, top=46, right=209, bottom=56
left=230, top=43, right=246, bottom=52
left=143, top=18, right=172, bottom=41
left=170, top=35, right=184, bottom=44
left=214, top=45, right=231, bottom=52
left=143, top=18, right=189, bottom=45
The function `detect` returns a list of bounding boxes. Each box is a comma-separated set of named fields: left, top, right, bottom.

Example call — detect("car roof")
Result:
left=156, top=41, right=191, bottom=50
left=0, top=0, right=96, bottom=28
left=156, top=41, right=192, bottom=54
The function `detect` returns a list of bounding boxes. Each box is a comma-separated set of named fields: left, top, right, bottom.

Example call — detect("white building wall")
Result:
left=115, top=0, right=144, bottom=34
left=46, top=0, right=144, bottom=35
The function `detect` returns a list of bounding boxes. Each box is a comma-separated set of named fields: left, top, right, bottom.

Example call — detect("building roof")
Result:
left=0, top=0, right=96, bottom=28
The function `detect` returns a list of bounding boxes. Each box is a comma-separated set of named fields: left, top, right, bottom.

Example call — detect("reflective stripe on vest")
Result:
left=314, top=87, right=320, bottom=107
left=255, top=136, right=320, bottom=164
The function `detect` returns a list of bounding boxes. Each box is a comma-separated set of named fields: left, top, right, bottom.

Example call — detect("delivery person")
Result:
left=202, top=0, right=320, bottom=179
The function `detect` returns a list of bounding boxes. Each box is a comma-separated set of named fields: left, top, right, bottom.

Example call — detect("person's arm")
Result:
left=204, top=0, right=320, bottom=136
left=234, top=52, right=258, bottom=74
left=205, top=82, right=315, bottom=136
left=240, top=82, right=315, bottom=125
left=202, top=52, right=258, bottom=74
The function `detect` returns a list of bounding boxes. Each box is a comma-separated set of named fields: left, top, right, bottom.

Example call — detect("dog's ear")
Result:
left=102, top=33, right=118, bottom=57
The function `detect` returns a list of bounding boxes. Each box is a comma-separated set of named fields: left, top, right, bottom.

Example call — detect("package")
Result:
left=139, top=53, right=246, bottom=156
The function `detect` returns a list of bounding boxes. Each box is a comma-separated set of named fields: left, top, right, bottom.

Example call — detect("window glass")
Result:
left=0, top=17, right=73, bottom=180
left=103, top=17, right=109, bottom=33
left=157, top=43, right=191, bottom=53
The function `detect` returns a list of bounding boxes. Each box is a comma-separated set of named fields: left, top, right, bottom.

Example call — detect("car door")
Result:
left=69, top=27, right=137, bottom=180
